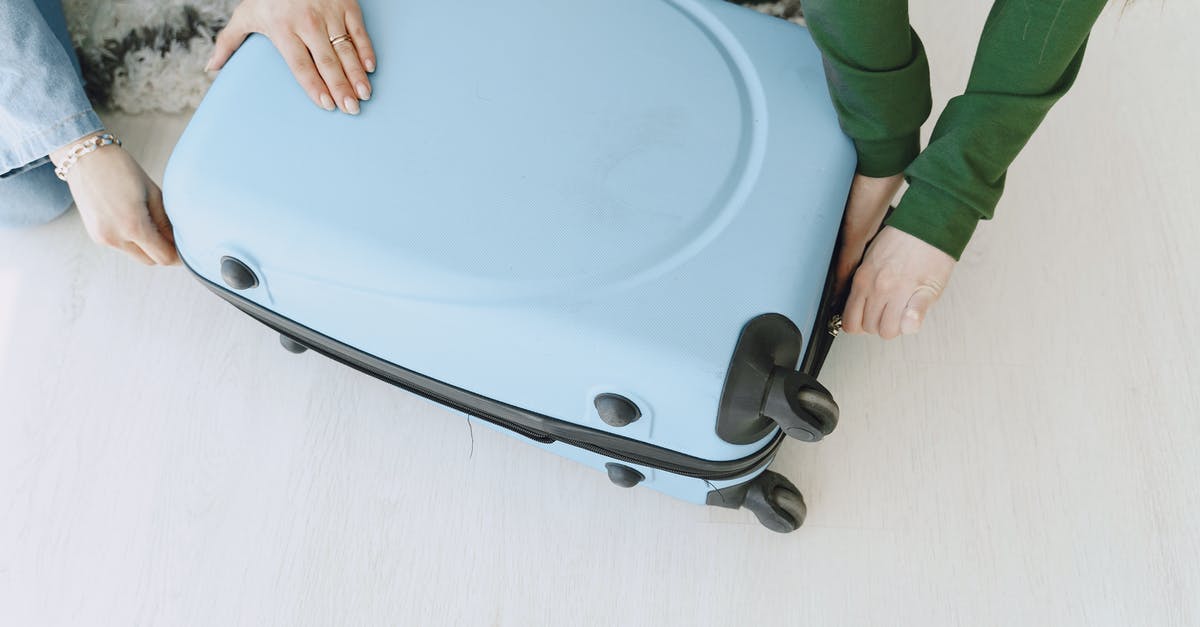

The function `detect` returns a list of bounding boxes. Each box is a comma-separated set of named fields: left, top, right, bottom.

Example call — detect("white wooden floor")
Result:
left=2, top=2, right=1198, bottom=626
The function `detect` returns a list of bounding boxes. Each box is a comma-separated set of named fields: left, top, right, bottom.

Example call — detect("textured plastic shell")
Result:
left=164, top=0, right=856, bottom=471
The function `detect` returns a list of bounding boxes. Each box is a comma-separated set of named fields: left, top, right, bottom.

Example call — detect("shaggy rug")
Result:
left=63, top=0, right=803, bottom=115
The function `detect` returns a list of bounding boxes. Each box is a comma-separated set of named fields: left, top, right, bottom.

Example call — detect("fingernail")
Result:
left=356, top=83, right=370, bottom=101
left=319, top=93, right=336, bottom=111
left=364, top=58, right=375, bottom=73
left=343, top=96, right=360, bottom=115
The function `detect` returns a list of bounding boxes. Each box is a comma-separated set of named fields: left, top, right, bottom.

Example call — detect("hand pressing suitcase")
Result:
left=164, top=0, right=855, bottom=532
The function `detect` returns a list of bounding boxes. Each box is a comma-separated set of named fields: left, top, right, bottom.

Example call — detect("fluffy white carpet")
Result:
left=62, top=0, right=236, bottom=114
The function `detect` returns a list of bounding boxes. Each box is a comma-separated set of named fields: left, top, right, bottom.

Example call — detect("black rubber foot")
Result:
left=742, top=470, right=807, bottom=533
left=279, top=334, right=308, bottom=354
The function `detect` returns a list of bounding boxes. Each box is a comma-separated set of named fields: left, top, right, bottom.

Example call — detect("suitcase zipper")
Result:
left=460, top=397, right=778, bottom=480
left=549, top=434, right=780, bottom=480
left=389, top=370, right=779, bottom=481
left=194, top=275, right=782, bottom=482
left=315, top=333, right=783, bottom=480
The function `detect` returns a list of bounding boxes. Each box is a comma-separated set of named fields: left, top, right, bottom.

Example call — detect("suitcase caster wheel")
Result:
left=743, top=470, right=807, bottom=533
left=762, top=368, right=838, bottom=442
left=279, top=334, right=308, bottom=354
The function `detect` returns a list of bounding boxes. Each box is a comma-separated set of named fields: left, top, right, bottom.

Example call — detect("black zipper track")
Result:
left=284, top=315, right=783, bottom=480
left=193, top=272, right=784, bottom=481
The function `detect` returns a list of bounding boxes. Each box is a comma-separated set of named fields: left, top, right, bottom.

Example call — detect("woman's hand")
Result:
left=51, top=133, right=178, bottom=266
left=833, top=173, right=905, bottom=295
left=832, top=172, right=954, bottom=339
left=206, top=0, right=376, bottom=116
left=842, top=226, right=955, bottom=339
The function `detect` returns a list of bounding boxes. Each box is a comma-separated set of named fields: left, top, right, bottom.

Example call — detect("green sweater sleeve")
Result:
left=802, top=0, right=932, bottom=178
left=805, top=0, right=1107, bottom=260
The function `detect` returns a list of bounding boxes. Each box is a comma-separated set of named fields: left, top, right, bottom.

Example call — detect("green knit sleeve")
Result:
left=802, top=0, right=932, bottom=177
left=886, top=0, right=1108, bottom=260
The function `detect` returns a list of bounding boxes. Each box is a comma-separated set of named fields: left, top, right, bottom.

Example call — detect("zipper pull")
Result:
left=827, top=314, right=843, bottom=337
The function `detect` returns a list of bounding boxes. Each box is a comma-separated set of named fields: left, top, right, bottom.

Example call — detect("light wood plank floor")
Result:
left=2, top=2, right=1197, bottom=625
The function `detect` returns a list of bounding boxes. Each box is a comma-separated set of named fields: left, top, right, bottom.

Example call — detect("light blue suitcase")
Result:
left=164, top=0, right=856, bottom=532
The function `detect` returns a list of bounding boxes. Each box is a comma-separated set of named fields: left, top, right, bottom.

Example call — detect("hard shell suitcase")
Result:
left=164, top=0, right=856, bottom=532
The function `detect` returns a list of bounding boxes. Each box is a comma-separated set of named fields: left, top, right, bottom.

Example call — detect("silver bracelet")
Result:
left=54, top=132, right=122, bottom=181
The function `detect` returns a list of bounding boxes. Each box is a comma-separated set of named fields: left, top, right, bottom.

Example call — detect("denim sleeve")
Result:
left=0, top=0, right=104, bottom=178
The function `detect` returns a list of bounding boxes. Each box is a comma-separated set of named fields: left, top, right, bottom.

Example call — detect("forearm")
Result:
left=802, top=0, right=932, bottom=177
left=887, top=0, right=1108, bottom=260
left=0, top=0, right=103, bottom=176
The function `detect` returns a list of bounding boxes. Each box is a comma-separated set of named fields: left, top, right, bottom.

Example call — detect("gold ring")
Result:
left=329, top=34, right=352, bottom=46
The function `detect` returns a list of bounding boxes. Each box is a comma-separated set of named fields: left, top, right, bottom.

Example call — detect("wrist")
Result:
left=884, top=180, right=980, bottom=261
left=50, top=131, right=106, bottom=167
left=50, top=131, right=123, bottom=181
left=853, top=133, right=921, bottom=178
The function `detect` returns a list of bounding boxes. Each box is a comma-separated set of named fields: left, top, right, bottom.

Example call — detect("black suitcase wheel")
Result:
left=761, top=368, right=839, bottom=442
left=279, top=334, right=308, bottom=354
left=742, top=470, right=807, bottom=533
left=794, top=386, right=839, bottom=435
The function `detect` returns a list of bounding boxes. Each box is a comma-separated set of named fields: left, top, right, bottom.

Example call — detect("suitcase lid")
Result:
left=168, top=0, right=791, bottom=302
left=165, top=0, right=856, bottom=462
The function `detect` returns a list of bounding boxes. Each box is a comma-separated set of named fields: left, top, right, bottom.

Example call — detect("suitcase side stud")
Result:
left=220, top=256, right=259, bottom=291
left=594, top=393, right=642, bottom=428
left=279, top=334, right=309, bottom=354
left=604, top=463, right=645, bottom=488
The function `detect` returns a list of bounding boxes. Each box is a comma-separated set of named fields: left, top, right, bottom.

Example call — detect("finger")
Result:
left=143, top=196, right=180, bottom=264
left=842, top=275, right=869, bottom=334
left=146, top=184, right=174, bottom=242
left=345, top=7, right=376, bottom=73
left=834, top=236, right=868, bottom=296
left=119, top=241, right=156, bottom=266
left=298, top=29, right=359, bottom=114
left=328, top=22, right=370, bottom=101
left=900, top=285, right=940, bottom=336
left=207, top=15, right=248, bottom=71
left=131, top=215, right=178, bottom=266
left=834, top=259, right=851, bottom=295
left=274, top=34, right=336, bottom=111
left=878, top=300, right=905, bottom=340
left=861, top=291, right=887, bottom=336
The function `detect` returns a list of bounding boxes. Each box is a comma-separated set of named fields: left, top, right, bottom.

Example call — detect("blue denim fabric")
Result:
left=0, top=0, right=103, bottom=227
